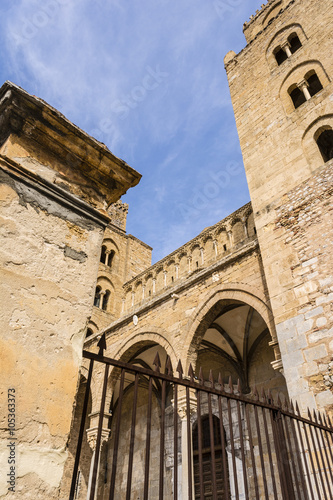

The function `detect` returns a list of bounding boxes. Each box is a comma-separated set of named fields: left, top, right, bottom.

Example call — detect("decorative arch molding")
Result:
left=110, top=329, right=179, bottom=368
left=262, top=1, right=283, bottom=29
left=106, top=329, right=179, bottom=399
left=302, top=114, right=333, bottom=169
left=280, top=60, right=330, bottom=115
left=266, top=23, right=306, bottom=70
left=183, top=284, right=277, bottom=372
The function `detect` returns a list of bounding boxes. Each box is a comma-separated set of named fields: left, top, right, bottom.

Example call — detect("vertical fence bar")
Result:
left=174, top=383, right=178, bottom=500
left=245, top=403, right=260, bottom=499
left=317, top=414, right=333, bottom=487
left=186, top=386, right=193, bottom=500
left=208, top=391, right=218, bottom=500
left=108, top=369, right=125, bottom=500
left=89, top=362, right=110, bottom=500
left=159, top=377, right=166, bottom=500
left=218, top=394, right=229, bottom=500
left=302, top=418, right=322, bottom=499
left=293, top=411, right=315, bottom=500
left=322, top=415, right=333, bottom=465
left=143, top=376, right=153, bottom=500
left=69, top=358, right=94, bottom=500
left=307, top=413, right=328, bottom=500
left=253, top=397, right=269, bottom=500
left=227, top=393, right=239, bottom=499
left=281, top=413, right=302, bottom=499
left=288, top=403, right=308, bottom=500
left=313, top=413, right=332, bottom=497
left=261, top=405, right=278, bottom=499
left=196, top=389, right=204, bottom=500
left=125, top=372, right=139, bottom=500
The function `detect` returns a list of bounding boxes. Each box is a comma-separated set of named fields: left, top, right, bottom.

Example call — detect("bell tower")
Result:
left=225, top=0, right=333, bottom=413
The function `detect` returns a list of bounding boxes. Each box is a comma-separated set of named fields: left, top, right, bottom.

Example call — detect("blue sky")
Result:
left=0, top=0, right=265, bottom=263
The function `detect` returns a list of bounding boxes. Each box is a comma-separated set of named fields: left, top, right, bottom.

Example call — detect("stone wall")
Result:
left=225, top=0, right=333, bottom=414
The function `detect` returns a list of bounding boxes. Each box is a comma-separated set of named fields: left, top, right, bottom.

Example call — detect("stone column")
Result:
left=281, top=41, right=292, bottom=58
left=121, top=298, right=125, bottom=314
left=131, top=291, right=135, bottom=307
left=164, top=271, right=168, bottom=287
left=86, top=426, right=110, bottom=500
left=297, top=79, right=311, bottom=101
left=200, top=247, right=204, bottom=265
left=177, top=393, right=197, bottom=499
left=213, top=240, right=218, bottom=257
left=142, top=285, right=145, bottom=300
left=175, top=264, right=179, bottom=280
left=153, top=278, right=156, bottom=294
left=99, top=291, right=105, bottom=309
left=187, top=257, right=192, bottom=273
left=242, top=217, right=248, bottom=238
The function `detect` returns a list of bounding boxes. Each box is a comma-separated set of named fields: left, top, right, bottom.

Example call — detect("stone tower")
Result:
left=225, top=0, right=333, bottom=413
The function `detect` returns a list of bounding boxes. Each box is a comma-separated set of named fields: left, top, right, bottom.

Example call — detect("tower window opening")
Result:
left=274, top=46, right=288, bottom=66
left=254, top=226, right=257, bottom=235
left=94, top=286, right=102, bottom=307
left=171, top=276, right=174, bottom=282
left=196, top=261, right=199, bottom=268
left=288, top=33, right=302, bottom=54
left=107, top=250, right=115, bottom=268
left=100, top=245, right=107, bottom=264
left=289, top=86, right=306, bottom=109
left=102, top=290, right=110, bottom=311
left=306, top=73, right=323, bottom=97
left=316, top=129, right=333, bottom=163
left=223, top=244, right=227, bottom=251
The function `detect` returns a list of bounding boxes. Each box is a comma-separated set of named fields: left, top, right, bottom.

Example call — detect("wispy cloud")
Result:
left=1, top=0, right=264, bottom=262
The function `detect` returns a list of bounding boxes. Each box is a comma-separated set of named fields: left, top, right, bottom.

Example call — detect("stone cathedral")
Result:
left=0, top=0, right=332, bottom=498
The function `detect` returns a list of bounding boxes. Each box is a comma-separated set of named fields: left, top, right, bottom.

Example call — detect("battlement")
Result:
left=121, top=202, right=256, bottom=312
left=243, top=0, right=291, bottom=44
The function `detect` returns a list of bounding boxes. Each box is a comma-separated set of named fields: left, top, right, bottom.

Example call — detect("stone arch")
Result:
left=302, top=114, right=333, bottom=169
left=100, top=237, right=119, bottom=271
left=231, top=217, right=245, bottom=246
left=280, top=60, right=329, bottom=114
left=262, top=1, right=283, bottom=29
left=183, top=284, right=277, bottom=373
left=266, top=23, right=306, bottom=70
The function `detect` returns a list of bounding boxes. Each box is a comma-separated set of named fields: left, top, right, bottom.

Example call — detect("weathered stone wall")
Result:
left=225, top=0, right=333, bottom=413
left=0, top=82, right=141, bottom=499
left=0, top=159, right=106, bottom=499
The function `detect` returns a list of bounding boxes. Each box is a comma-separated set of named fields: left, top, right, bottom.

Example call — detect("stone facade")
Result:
left=224, top=0, right=333, bottom=414
left=0, top=82, right=140, bottom=499
left=1, top=0, right=332, bottom=498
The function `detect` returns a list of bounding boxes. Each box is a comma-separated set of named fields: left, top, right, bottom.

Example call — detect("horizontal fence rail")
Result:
left=69, top=340, right=333, bottom=500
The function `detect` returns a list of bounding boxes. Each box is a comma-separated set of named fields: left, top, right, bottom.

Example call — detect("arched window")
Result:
left=306, top=72, right=323, bottom=97
left=274, top=46, right=288, bottom=66
left=288, top=33, right=302, bottom=54
left=316, top=129, right=333, bottom=163
left=102, top=290, right=110, bottom=311
left=100, top=246, right=107, bottom=264
left=86, top=328, right=94, bottom=338
left=107, top=250, right=115, bottom=268
left=192, top=415, right=229, bottom=499
left=289, top=85, right=306, bottom=109
left=94, top=286, right=102, bottom=307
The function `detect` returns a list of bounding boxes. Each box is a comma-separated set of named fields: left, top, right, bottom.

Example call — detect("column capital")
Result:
left=86, top=427, right=110, bottom=452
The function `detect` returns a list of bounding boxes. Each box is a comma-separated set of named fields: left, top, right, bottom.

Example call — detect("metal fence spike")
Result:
left=153, top=352, right=161, bottom=372
left=209, top=369, right=214, bottom=386
left=176, top=360, right=183, bottom=379
left=228, top=376, right=234, bottom=394
left=165, top=355, right=173, bottom=375
left=218, top=372, right=223, bottom=388
left=188, top=363, right=194, bottom=381
left=97, top=333, right=107, bottom=356
left=199, top=367, right=204, bottom=385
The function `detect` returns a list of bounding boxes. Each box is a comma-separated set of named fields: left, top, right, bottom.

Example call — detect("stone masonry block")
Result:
left=304, top=344, right=328, bottom=362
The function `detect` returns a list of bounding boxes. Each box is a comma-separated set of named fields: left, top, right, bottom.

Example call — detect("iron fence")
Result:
left=69, top=336, right=333, bottom=500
